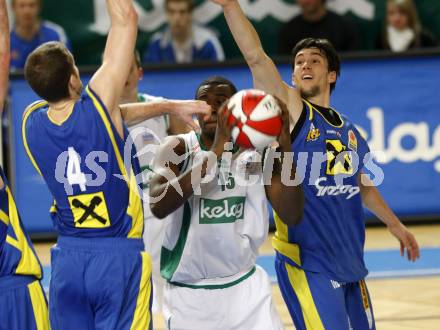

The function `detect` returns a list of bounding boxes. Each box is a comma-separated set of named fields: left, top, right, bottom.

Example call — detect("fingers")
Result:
left=401, top=233, right=420, bottom=262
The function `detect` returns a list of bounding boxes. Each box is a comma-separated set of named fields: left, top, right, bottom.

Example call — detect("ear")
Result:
left=328, top=71, right=337, bottom=84
left=68, top=74, right=77, bottom=97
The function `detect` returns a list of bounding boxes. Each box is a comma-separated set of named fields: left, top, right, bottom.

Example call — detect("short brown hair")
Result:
left=24, top=42, right=74, bottom=102
left=165, top=0, right=193, bottom=11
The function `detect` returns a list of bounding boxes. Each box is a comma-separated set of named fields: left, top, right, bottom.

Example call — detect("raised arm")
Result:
left=120, top=99, right=210, bottom=131
left=264, top=99, right=304, bottom=226
left=358, top=173, right=420, bottom=261
left=0, top=0, right=10, bottom=111
left=212, top=0, right=303, bottom=122
left=149, top=137, right=216, bottom=219
left=89, top=0, right=138, bottom=116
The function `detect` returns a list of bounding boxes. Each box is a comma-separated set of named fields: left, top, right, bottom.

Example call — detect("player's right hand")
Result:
left=173, top=100, right=211, bottom=131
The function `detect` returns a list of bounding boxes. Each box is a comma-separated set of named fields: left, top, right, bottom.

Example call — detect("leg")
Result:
left=275, top=256, right=350, bottom=330
left=49, top=246, right=94, bottom=330
left=89, top=251, right=152, bottom=330
left=345, top=280, right=376, bottom=330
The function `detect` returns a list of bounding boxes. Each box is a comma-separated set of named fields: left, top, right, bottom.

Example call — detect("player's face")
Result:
left=12, top=0, right=40, bottom=27
left=387, top=3, right=409, bottom=31
left=196, top=84, right=233, bottom=138
left=166, top=1, right=192, bottom=36
left=292, top=48, right=335, bottom=99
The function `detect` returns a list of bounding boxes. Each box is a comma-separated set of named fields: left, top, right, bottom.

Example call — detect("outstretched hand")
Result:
left=173, top=100, right=211, bottom=132
left=388, top=222, right=420, bottom=262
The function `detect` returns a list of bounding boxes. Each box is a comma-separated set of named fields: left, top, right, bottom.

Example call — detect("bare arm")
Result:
left=358, top=173, right=420, bottom=261
left=149, top=103, right=235, bottom=219
left=0, top=0, right=10, bottom=111
left=121, top=99, right=210, bottom=130
left=264, top=98, right=303, bottom=226
left=212, top=0, right=303, bottom=122
left=149, top=137, right=216, bottom=219
left=89, top=0, right=138, bottom=122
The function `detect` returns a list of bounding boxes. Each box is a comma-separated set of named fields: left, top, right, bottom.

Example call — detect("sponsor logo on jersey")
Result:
left=348, top=130, right=358, bottom=151
left=306, top=123, right=321, bottom=142
left=314, top=177, right=360, bottom=200
left=199, top=197, right=246, bottom=224
left=68, top=191, right=111, bottom=228
left=326, top=129, right=341, bottom=137
left=326, top=139, right=353, bottom=175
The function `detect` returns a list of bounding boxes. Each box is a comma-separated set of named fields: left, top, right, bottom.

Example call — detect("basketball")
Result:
left=227, top=89, right=282, bottom=149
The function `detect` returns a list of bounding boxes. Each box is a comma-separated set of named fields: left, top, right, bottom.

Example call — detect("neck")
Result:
left=48, top=99, right=76, bottom=124
left=173, top=27, right=191, bottom=45
left=303, top=6, right=327, bottom=22
left=48, top=98, right=75, bottom=112
left=121, top=88, right=139, bottom=104
left=15, top=21, right=40, bottom=40
left=307, top=92, right=330, bottom=108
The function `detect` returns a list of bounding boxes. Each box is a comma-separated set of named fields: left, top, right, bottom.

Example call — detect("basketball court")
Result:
left=34, top=224, right=440, bottom=330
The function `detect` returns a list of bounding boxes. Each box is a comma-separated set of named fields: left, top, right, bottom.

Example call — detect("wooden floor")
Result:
left=34, top=224, right=440, bottom=329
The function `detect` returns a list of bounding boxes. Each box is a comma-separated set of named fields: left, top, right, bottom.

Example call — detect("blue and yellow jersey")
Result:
left=22, top=86, right=143, bottom=238
left=273, top=100, right=370, bottom=282
left=0, top=166, right=42, bottom=279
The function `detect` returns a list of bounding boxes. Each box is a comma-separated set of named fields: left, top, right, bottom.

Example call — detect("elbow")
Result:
left=149, top=202, right=168, bottom=220
left=244, top=47, right=265, bottom=68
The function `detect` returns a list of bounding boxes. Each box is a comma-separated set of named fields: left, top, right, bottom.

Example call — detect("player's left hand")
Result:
left=173, top=100, right=211, bottom=131
left=388, top=222, right=420, bottom=262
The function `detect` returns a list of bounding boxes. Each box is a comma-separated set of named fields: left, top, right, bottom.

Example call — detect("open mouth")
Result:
left=302, top=74, right=313, bottom=81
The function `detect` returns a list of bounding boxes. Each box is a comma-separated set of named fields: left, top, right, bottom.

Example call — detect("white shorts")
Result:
left=143, top=214, right=170, bottom=313
left=163, top=265, right=284, bottom=330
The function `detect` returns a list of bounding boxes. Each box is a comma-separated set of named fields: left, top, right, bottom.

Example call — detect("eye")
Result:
left=296, top=60, right=303, bottom=66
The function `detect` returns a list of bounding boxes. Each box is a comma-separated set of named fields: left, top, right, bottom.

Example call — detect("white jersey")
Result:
left=128, top=93, right=170, bottom=316
left=128, top=93, right=168, bottom=216
left=160, top=131, right=269, bottom=286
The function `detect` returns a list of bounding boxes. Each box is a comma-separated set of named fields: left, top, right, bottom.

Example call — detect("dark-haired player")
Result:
left=212, top=0, right=420, bottom=329
left=149, top=76, right=303, bottom=329
left=21, top=0, right=209, bottom=329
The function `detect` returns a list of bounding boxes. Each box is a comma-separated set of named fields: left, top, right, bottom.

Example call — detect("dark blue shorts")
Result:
left=275, top=253, right=375, bottom=330
left=0, top=275, right=49, bottom=330
left=49, top=236, right=153, bottom=330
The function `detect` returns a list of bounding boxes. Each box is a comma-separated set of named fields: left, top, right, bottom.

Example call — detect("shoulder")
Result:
left=23, top=100, right=48, bottom=124
left=41, top=21, right=69, bottom=43
left=148, top=28, right=170, bottom=48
